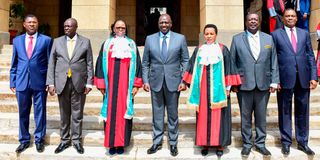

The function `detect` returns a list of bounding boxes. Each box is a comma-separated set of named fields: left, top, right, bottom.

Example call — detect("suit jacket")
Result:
left=142, top=31, right=189, bottom=92
left=230, top=31, right=279, bottom=91
left=46, top=35, right=94, bottom=94
left=10, top=33, right=52, bottom=91
left=271, top=27, right=316, bottom=89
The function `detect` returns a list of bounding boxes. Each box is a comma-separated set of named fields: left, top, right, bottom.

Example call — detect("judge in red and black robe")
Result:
left=183, top=24, right=241, bottom=157
left=94, top=20, right=143, bottom=155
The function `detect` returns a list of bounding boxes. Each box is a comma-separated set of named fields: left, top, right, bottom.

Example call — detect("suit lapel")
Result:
left=71, top=36, right=83, bottom=61
left=279, top=28, right=295, bottom=54
left=257, top=32, right=266, bottom=62
left=296, top=28, right=302, bottom=55
left=242, top=32, right=256, bottom=60
left=20, top=34, right=28, bottom=59
left=60, top=37, right=70, bottom=60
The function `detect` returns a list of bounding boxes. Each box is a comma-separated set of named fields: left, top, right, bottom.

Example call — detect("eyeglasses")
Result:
left=115, top=27, right=126, bottom=30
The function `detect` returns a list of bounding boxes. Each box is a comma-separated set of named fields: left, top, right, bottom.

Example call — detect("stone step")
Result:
left=0, top=143, right=319, bottom=160
left=1, top=127, right=320, bottom=148
left=1, top=100, right=320, bottom=117
left=3, top=91, right=320, bottom=105
left=1, top=113, right=320, bottom=131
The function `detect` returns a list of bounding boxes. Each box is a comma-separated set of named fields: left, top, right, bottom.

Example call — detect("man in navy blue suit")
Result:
left=271, top=9, right=317, bottom=156
left=10, top=14, right=52, bottom=153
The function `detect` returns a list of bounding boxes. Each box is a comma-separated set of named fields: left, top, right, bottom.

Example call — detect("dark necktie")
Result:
left=161, top=35, right=167, bottom=61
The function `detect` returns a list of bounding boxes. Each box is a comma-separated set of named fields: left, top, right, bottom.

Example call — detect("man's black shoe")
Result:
left=54, top=142, right=70, bottom=154
left=170, top=145, right=178, bottom=157
left=147, top=144, right=162, bottom=154
left=255, top=147, right=271, bottom=156
left=281, top=144, right=290, bottom=155
left=241, top=147, right=251, bottom=157
left=15, top=143, right=30, bottom=153
left=73, top=143, right=84, bottom=154
left=297, top=144, right=315, bottom=155
left=36, top=143, right=45, bottom=153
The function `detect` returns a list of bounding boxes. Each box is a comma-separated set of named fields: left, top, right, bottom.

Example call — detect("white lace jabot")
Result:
left=110, top=37, right=133, bottom=59
left=198, top=43, right=222, bottom=66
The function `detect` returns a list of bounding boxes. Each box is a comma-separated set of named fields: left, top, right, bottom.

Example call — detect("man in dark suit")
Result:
left=46, top=18, right=94, bottom=154
left=271, top=9, right=317, bottom=156
left=142, top=14, right=189, bottom=157
left=10, top=14, right=52, bottom=153
left=230, top=13, right=279, bottom=157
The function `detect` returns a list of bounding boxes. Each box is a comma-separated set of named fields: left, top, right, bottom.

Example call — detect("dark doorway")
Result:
left=136, top=0, right=181, bottom=45
left=59, top=0, right=72, bottom=36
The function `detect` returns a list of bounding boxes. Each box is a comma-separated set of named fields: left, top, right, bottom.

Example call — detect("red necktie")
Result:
left=27, top=36, right=33, bottom=59
left=290, top=28, right=297, bottom=53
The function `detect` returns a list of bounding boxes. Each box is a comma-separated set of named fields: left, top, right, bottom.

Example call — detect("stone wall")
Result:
left=181, top=0, right=200, bottom=45
left=0, top=0, right=9, bottom=48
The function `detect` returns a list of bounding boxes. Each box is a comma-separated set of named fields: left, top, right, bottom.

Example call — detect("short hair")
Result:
left=284, top=8, right=296, bottom=15
left=246, top=13, right=260, bottom=21
left=203, top=24, right=218, bottom=34
left=24, top=14, right=37, bottom=22
left=110, top=19, right=128, bottom=36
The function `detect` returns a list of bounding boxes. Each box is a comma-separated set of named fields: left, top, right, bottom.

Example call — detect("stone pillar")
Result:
left=199, top=0, right=243, bottom=47
left=0, top=0, right=10, bottom=48
left=310, top=0, right=320, bottom=51
left=72, top=0, right=116, bottom=56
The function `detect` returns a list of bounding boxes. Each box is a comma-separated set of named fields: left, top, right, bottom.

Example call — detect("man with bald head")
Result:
left=46, top=18, right=94, bottom=154
left=142, top=14, right=189, bottom=156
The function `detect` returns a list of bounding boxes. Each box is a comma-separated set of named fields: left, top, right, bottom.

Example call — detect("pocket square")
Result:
left=264, top=45, right=272, bottom=49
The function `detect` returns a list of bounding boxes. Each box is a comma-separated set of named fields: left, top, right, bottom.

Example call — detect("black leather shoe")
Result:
left=15, top=143, right=30, bottom=153
left=255, top=147, right=271, bottom=156
left=36, top=143, right=45, bottom=153
left=170, top=145, right=178, bottom=157
left=297, top=144, right=315, bottom=155
left=54, top=142, right=70, bottom=154
left=241, top=147, right=251, bottom=157
left=108, top=147, right=116, bottom=155
left=216, top=149, right=223, bottom=157
left=147, top=144, right=162, bottom=154
left=73, top=143, right=84, bottom=154
left=281, top=144, right=290, bottom=155
left=116, top=147, right=124, bottom=154
left=201, top=148, right=208, bottom=156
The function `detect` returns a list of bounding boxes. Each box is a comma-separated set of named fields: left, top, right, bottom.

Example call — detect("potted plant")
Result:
left=9, top=3, right=26, bottom=44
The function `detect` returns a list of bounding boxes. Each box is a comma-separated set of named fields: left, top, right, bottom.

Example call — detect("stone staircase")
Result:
left=0, top=44, right=320, bottom=160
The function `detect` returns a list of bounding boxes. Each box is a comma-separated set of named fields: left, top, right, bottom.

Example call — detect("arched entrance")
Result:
left=136, top=0, right=181, bottom=45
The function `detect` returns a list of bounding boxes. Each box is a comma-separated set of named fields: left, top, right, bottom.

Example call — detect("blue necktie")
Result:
left=161, top=35, right=167, bottom=61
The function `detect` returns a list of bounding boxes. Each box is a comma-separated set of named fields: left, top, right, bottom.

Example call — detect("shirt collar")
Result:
left=160, top=31, right=171, bottom=38
left=284, top=26, right=296, bottom=32
left=26, top=32, right=38, bottom=38
left=66, top=34, right=78, bottom=41
left=246, top=30, right=259, bottom=38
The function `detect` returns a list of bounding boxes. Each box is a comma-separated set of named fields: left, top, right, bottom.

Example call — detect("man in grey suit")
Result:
left=230, top=13, right=279, bottom=157
left=46, top=18, right=94, bottom=154
left=142, top=14, right=189, bottom=157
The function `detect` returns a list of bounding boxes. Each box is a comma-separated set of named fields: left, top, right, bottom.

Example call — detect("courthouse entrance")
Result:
left=136, top=0, right=181, bottom=45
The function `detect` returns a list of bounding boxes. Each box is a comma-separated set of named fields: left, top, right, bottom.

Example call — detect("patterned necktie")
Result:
left=161, top=35, right=167, bottom=61
left=290, top=28, right=297, bottom=53
left=251, top=35, right=260, bottom=60
left=27, top=36, right=33, bottom=59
